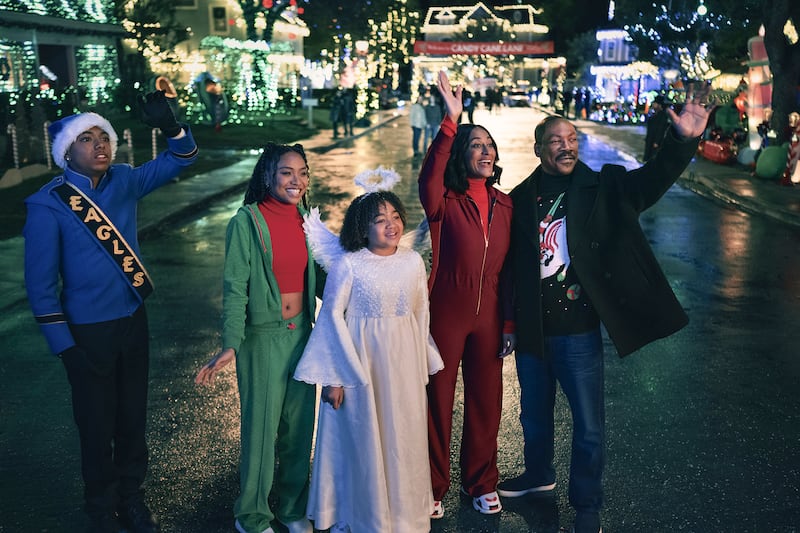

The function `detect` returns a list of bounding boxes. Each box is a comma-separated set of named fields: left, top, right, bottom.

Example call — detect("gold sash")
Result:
left=53, top=181, right=154, bottom=300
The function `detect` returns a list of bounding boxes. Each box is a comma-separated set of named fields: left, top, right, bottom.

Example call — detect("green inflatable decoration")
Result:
left=755, top=144, right=789, bottom=179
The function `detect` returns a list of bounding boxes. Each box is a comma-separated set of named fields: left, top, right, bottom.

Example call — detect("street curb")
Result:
left=678, top=170, right=800, bottom=228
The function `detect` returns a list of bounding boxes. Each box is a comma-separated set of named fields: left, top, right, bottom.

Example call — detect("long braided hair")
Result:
left=443, top=124, right=502, bottom=194
left=243, top=142, right=309, bottom=207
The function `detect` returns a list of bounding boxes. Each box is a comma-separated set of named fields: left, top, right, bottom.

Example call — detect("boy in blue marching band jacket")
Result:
left=23, top=91, right=198, bottom=533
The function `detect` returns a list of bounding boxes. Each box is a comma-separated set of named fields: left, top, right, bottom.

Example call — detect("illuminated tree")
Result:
left=616, top=0, right=799, bottom=143
left=614, top=0, right=757, bottom=77
left=115, top=0, right=190, bottom=80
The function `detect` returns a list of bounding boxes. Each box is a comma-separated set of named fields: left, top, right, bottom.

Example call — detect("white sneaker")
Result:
left=472, top=491, right=502, bottom=514
left=280, top=518, right=312, bottom=533
left=431, top=500, right=445, bottom=519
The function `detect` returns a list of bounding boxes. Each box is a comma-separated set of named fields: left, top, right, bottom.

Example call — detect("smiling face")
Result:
left=534, top=119, right=579, bottom=176
left=269, top=151, right=309, bottom=205
left=66, top=126, right=112, bottom=180
left=367, top=201, right=404, bottom=256
left=463, top=126, right=497, bottom=180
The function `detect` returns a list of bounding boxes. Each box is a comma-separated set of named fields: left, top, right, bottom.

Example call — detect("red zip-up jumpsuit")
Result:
left=419, top=117, right=513, bottom=500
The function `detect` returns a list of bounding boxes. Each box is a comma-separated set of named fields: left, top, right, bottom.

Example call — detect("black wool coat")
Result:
left=509, top=130, right=699, bottom=357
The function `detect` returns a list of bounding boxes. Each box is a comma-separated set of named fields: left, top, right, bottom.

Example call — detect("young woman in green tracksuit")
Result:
left=195, top=143, right=324, bottom=533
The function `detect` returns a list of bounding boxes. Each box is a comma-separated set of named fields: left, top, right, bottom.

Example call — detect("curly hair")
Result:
left=443, top=124, right=502, bottom=194
left=243, top=142, right=309, bottom=206
left=339, top=191, right=407, bottom=252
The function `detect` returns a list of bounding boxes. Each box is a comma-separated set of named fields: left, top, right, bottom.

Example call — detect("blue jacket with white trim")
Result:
left=23, top=128, right=198, bottom=355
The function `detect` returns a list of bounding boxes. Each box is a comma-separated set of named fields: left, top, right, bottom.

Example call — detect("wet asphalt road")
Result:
left=1, top=107, right=799, bottom=532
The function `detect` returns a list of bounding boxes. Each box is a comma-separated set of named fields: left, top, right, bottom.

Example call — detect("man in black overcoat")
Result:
left=498, top=82, right=714, bottom=533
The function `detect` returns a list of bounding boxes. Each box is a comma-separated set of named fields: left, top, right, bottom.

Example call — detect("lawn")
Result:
left=0, top=109, right=333, bottom=240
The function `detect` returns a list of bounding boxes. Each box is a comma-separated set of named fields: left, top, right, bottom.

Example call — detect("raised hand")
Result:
left=138, top=90, right=182, bottom=138
left=668, top=80, right=716, bottom=140
left=437, top=70, right=463, bottom=124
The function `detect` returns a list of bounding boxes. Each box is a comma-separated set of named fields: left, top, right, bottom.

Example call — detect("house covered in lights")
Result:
left=123, top=0, right=310, bottom=124
left=0, top=0, right=124, bottom=178
left=412, top=2, right=559, bottom=96
left=590, top=27, right=660, bottom=106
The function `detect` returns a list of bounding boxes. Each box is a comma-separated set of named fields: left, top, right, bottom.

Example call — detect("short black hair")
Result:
left=534, top=115, right=573, bottom=145
left=339, top=191, right=407, bottom=252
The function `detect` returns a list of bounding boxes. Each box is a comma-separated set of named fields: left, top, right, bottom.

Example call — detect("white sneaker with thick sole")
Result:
left=472, top=491, right=502, bottom=514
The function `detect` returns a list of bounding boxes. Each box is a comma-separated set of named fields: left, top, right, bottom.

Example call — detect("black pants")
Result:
left=62, top=306, right=150, bottom=515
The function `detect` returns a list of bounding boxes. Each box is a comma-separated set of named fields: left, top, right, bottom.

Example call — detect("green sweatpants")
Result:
left=234, top=313, right=315, bottom=533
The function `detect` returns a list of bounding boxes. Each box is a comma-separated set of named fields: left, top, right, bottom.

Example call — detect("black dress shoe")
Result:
left=118, top=498, right=160, bottom=533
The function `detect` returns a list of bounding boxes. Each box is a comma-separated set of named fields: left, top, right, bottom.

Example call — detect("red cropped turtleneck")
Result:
left=257, top=196, right=307, bottom=293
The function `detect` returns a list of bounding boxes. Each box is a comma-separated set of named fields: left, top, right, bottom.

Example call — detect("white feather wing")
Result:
left=303, top=207, right=344, bottom=272
left=399, top=216, right=431, bottom=254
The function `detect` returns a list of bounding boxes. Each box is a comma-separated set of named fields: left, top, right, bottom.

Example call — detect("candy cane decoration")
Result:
left=44, top=120, right=53, bottom=169
left=6, top=124, right=19, bottom=169
left=151, top=127, right=158, bottom=161
left=123, top=128, right=134, bottom=166
left=781, top=122, right=800, bottom=186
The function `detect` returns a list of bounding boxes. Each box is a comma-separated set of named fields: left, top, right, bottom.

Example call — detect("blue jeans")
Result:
left=412, top=126, right=423, bottom=154
left=424, top=124, right=438, bottom=149
left=515, top=329, right=605, bottom=514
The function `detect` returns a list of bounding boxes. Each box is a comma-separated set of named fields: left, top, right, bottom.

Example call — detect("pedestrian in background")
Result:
left=195, top=143, right=325, bottom=533
left=295, top=180, right=444, bottom=532
left=644, top=95, right=671, bottom=161
left=419, top=70, right=515, bottom=519
left=23, top=91, right=197, bottom=533
left=410, top=96, right=427, bottom=156
left=461, top=88, right=475, bottom=124
left=563, top=88, right=574, bottom=119
left=330, top=89, right=344, bottom=139
left=499, top=82, right=715, bottom=533
left=424, top=94, right=443, bottom=149
left=341, top=89, right=356, bottom=137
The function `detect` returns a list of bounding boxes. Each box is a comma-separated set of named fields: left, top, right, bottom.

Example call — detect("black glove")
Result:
left=138, top=90, right=182, bottom=138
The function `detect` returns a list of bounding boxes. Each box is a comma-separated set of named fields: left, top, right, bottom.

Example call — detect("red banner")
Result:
left=413, top=40, right=554, bottom=56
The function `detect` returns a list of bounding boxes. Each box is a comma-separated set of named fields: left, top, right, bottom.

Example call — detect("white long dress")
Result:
left=294, top=245, right=443, bottom=533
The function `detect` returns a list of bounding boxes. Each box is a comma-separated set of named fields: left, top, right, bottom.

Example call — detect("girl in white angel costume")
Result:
left=294, top=167, right=444, bottom=532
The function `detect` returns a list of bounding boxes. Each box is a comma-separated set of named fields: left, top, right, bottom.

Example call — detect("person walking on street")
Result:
left=644, top=95, right=671, bottom=161
left=341, top=89, right=356, bottom=137
left=498, top=82, right=715, bottom=533
left=294, top=183, right=444, bottom=532
left=424, top=95, right=443, bottom=150
left=23, top=91, right=198, bottom=533
left=419, top=70, right=515, bottom=519
left=330, top=89, right=344, bottom=139
left=410, top=96, right=427, bottom=156
left=195, top=143, right=324, bottom=533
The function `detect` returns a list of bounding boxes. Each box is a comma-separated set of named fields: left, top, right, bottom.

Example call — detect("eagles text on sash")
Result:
left=67, top=194, right=147, bottom=288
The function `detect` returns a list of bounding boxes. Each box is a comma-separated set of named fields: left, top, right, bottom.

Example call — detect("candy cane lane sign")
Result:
left=413, top=41, right=555, bottom=56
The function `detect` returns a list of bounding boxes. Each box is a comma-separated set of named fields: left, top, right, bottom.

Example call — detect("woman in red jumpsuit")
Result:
left=419, top=71, right=515, bottom=518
